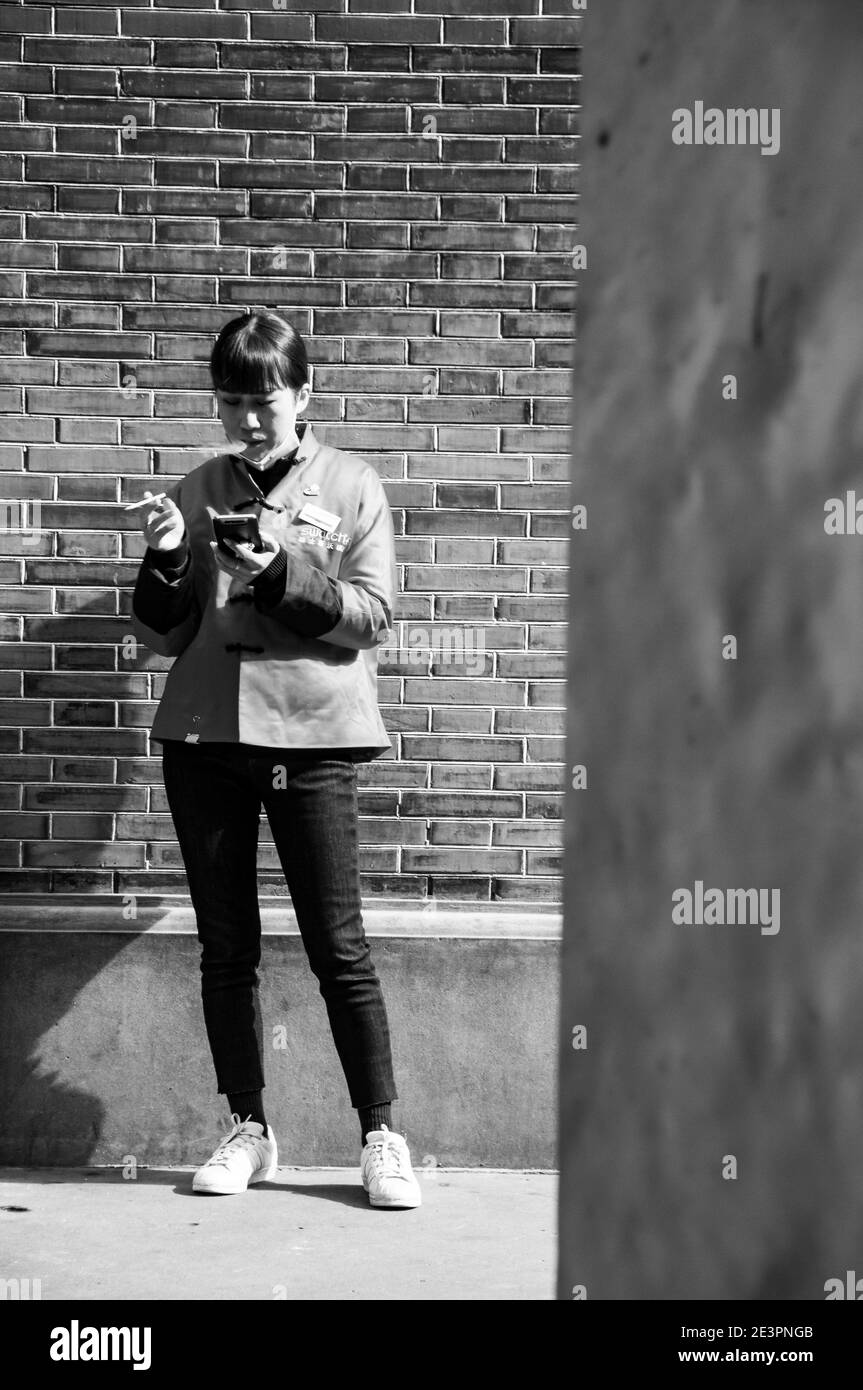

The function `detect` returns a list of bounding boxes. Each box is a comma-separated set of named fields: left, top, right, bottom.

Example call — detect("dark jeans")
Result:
left=161, top=739, right=397, bottom=1110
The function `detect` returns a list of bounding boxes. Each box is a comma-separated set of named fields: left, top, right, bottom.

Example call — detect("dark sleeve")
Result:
left=149, top=535, right=190, bottom=577
left=132, top=533, right=197, bottom=636
left=249, top=544, right=344, bottom=638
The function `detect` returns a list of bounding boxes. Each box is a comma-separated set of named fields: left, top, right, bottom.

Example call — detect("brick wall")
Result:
left=0, top=0, right=577, bottom=905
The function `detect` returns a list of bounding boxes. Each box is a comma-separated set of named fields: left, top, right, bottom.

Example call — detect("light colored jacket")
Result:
left=131, top=424, right=396, bottom=752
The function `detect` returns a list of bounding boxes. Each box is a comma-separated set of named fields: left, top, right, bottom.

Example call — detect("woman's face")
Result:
left=215, top=381, right=311, bottom=468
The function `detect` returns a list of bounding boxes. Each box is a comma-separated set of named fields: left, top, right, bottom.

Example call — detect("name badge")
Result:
left=297, top=502, right=340, bottom=533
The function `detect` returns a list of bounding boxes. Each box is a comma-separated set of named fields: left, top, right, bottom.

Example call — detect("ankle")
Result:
left=359, top=1102, right=393, bottom=1145
left=227, top=1089, right=268, bottom=1133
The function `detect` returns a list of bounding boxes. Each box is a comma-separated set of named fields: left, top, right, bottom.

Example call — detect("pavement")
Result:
left=0, top=1167, right=556, bottom=1301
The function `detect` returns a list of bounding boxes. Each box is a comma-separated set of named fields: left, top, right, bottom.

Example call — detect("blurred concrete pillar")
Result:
left=560, top=0, right=863, bottom=1299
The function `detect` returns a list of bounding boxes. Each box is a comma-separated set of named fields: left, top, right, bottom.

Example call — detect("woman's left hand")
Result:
left=209, top=529, right=281, bottom=581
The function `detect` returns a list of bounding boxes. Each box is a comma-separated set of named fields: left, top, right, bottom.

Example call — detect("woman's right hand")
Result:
left=139, top=493, right=186, bottom=551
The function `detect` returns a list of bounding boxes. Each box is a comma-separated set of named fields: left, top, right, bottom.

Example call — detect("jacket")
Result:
left=130, top=423, right=396, bottom=753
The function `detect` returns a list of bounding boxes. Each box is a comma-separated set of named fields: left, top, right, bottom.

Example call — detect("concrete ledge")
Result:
left=0, top=894, right=562, bottom=939
left=0, top=897, right=559, bottom=1169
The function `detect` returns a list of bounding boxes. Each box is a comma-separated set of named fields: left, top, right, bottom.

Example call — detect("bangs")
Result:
left=211, top=339, right=294, bottom=396
left=211, top=311, right=309, bottom=395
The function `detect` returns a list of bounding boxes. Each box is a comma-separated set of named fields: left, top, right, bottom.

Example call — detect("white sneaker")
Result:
left=192, top=1114, right=278, bottom=1195
left=360, top=1124, right=422, bottom=1209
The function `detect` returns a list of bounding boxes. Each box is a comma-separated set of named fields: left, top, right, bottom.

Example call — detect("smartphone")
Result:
left=212, top=513, right=265, bottom=558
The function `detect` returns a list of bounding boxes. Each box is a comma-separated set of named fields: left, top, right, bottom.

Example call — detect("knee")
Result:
left=307, top=939, right=374, bottom=986
left=199, top=943, right=261, bottom=976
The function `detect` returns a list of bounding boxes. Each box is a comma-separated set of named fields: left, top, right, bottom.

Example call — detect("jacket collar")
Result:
left=295, top=420, right=319, bottom=467
left=226, top=421, right=322, bottom=508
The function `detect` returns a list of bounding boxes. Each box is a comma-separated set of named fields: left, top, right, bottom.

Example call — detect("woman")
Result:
left=130, top=309, right=420, bottom=1209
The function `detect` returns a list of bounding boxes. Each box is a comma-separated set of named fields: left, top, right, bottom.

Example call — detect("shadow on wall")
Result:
left=0, top=922, right=245, bottom=1168
left=0, top=932, right=126, bottom=1166
left=0, top=542, right=210, bottom=1165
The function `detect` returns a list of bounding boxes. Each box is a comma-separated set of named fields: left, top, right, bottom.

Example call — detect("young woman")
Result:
left=130, top=310, right=420, bottom=1209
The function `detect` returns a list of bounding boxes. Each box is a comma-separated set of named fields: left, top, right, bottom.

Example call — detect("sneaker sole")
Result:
left=192, top=1139, right=279, bottom=1195
left=367, top=1189, right=422, bottom=1210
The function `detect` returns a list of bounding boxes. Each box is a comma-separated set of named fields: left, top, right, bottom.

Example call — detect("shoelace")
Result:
left=202, top=1114, right=266, bottom=1170
left=364, top=1125, right=409, bottom=1178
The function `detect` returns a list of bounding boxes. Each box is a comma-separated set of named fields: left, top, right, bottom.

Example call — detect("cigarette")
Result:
left=124, top=492, right=167, bottom=511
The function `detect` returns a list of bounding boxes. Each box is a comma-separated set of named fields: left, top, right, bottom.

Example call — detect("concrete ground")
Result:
left=0, top=1167, right=556, bottom=1301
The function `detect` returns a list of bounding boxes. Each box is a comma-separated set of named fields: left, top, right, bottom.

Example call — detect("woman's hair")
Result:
left=210, top=310, right=309, bottom=396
